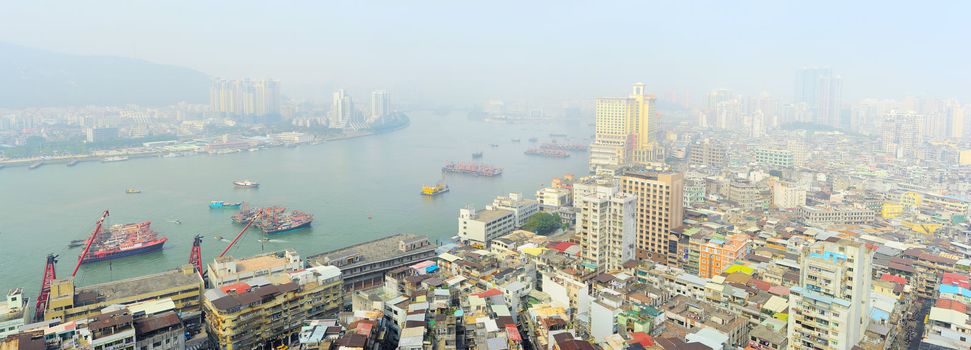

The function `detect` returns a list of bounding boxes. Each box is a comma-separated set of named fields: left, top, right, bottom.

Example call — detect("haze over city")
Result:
left=1, top=2, right=970, bottom=350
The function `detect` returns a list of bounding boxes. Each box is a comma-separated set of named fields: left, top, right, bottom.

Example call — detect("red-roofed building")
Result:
left=934, top=299, right=968, bottom=313
left=220, top=282, right=251, bottom=294
left=506, top=324, right=522, bottom=342
left=476, top=288, right=503, bottom=298
left=629, top=332, right=654, bottom=347
left=880, top=273, right=908, bottom=285
left=549, top=241, right=577, bottom=254
left=942, top=272, right=970, bottom=289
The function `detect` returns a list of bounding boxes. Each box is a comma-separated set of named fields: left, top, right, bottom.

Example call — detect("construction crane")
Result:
left=189, top=235, right=204, bottom=279
left=219, top=209, right=261, bottom=258
left=33, top=254, right=58, bottom=322
left=72, top=210, right=110, bottom=277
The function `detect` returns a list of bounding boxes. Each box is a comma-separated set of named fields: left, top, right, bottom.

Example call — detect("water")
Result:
left=0, top=111, right=591, bottom=295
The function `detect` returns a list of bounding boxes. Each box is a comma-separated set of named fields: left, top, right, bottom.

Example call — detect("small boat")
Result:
left=102, top=156, right=129, bottom=163
left=210, top=201, right=243, bottom=209
left=234, top=180, right=260, bottom=188
left=528, top=137, right=538, bottom=143
left=67, top=160, right=80, bottom=167
left=28, top=162, right=44, bottom=170
left=68, top=239, right=86, bottom=248
left=472, top=151, right=483, bottom=159
left=549, top=133, right=567, bottom=137
left=511, top=138, right=521, bottom=142
left=126, top=188, right=142, bottom=194
left=490, top=144, right=499, bottom=148
left=421, top=182, right=450, bottom=196
left=215, top=235, right=225, bottom=241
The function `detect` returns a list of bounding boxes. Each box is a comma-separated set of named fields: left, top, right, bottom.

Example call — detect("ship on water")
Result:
left=67, top=160, right=80, bottom=167
left=232, top=204, right=258, bottom=224
left=472, top=151, right=483, bottom=159
left=102, top=156, right=129, bottom=163
left=253, top=206, right=313, bottom=234
left=541, top=142, right=588, bottom=151
left=233, top=180, right=260, bottom=188
left=524, top=148, right=570, bottom=158
left=210, top=200, right=243, bottom=209
left=126, top=188, right=141, bottom=194
left=28, top=162, right=44, bottom=170
left=421, top=182, right=449, bottom=196
left=442, top=162, right=502, bottom=177
left=79, top=221, right=167, bottom=263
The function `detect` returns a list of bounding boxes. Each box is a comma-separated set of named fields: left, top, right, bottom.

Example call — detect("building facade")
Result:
left=620, top=172, right=684, bottom=257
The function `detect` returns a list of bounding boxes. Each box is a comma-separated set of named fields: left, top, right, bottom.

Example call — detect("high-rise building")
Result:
left=370, top=90, right=391, bottom=120
left=620, top=172, right=684, bottom=257
left=209, top=78, right=280, bottom=117
left=795, top=67, right=842, bottom=128
left=788, top=239, right=872, bottom=350
left=573, top=181, right=636, bottom=271
left=330, top=89, right=354, bottom=129
left=946, top=101, right=965, bottom=140
left=588, top=83, right=661, bottom=171
left=881, top=111, right=925, bottom=159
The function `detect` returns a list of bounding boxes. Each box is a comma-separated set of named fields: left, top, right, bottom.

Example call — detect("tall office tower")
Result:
left=946, top=102, right=965, bottom=140
left=370, top=90, right=392, bottom=120
left=574, top=182, right=636, bottom=271
left=881, top=111, right=925, bottom=159
left=795, top=67, right=842, bottom=128
left=209, top=78, right=281, bottom=117
left=330, top=89, right=354, bottom=128
left=619, top=172, right=683, bottom=258
left=588, top=83, right=661, bottom=171
left=788, top=239, right=872, bottom=350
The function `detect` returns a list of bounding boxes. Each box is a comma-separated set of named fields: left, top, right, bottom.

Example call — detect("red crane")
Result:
left=72, top=210, right=110, bottom=277
left=189, top=235, right=204, bottom=278
left=33, top=254, right=58, bottom=321
left=219, top=209, right=261, bottom=258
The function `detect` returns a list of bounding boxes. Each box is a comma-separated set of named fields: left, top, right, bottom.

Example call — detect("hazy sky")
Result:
left=2, top=1, right=969, bottom=106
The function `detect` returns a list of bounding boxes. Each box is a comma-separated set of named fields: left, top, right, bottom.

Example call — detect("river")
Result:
left=0, top=111, right=591, bottom=295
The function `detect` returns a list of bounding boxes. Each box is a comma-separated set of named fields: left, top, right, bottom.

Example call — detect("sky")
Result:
left=1, top=1, right=969, bottom=106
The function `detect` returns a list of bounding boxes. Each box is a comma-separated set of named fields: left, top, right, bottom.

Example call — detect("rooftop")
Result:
left=74, top=267, right=200, bottom=307
left=306, top=233, right=435, bottom=269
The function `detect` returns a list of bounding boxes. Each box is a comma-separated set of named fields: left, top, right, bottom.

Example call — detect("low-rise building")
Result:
left=0, top=288, right=29, bottom=338
left=457, top=206, right=515, bottom=247
left=307, top=233, right=436, bottom=291
left=490, top=192, right=541, bottom=228
left=207, top=249, right=302, bottom=288
left=799, top=204, right=876, bottom=226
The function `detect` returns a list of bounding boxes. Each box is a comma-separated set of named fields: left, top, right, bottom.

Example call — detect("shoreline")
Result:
left=0, top=119, right=411, bottom=169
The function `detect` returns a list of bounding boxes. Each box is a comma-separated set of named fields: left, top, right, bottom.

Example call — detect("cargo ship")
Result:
left=102, top=156, right=129, bottom=163
left=442, top=162, right=503, bottom=177
left=541, top=142, right=588, bottom=151
left=421, top=182, right=449, bottom=196
left=232, top=204, right=258, bottom=224
left=524, top=148, right=570, bottom=158
left=233, top=180, right=260, bottom=188
left=253, top=206, right=313, bottom=234
left=210, top=201, right=243, bottom=209
left=80, top=221, right=167, bottom=263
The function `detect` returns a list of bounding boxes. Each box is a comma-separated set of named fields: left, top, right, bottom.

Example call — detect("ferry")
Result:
left=210, top=201, right=243, bottom=209
left=234, top=180, right=260, bottom=188
left=421, top=182, right=450, bottom=196
left=126, top=188, right=142, bottom=194
left=102, top=156, right=129, bottom=163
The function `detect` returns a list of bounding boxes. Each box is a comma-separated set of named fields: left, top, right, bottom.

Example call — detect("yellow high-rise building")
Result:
left=589, top=83, right=661, bottom=171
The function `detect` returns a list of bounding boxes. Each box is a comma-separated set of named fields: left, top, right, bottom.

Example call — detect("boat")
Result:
left=232, top=204, right=258, bottom=224
left=253, top=206, right=313, bottom=234
left=472, top=152, right=483, bottom=159
left=102, top=156, right=129, bottom=163
left=490, top=144, right=499, bottom=148
left=549, top=133, right=567, bottom=137
left=528, top=137, right=538, bottom=143
left=126, top=188, right=141, bottom=194
left=524, top=148, right=570, bottom=158
left=68, top=239, right=85, bottom=248
left=67, top=160, right=80, bottom=167
left=540, top=142, right=588, bottom=151
left=28, top=162, right=44, bottom=170
left=234, top=180, right=260, bottom=188
left=79, top=221, right=168, bottom=263
left=210, top=201, right=243, bottom=209
left=511, top=138, right=521, bottom=142
left=421, top=182, right=450, bottom=196
left=442, top=162, right=503, bottom=177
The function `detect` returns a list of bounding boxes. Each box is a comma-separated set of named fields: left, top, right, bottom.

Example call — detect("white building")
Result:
left=799, top=204, right=875, bottom=226
left=788, top=239, right=872, bottom=350
left=0, top=289, right=28, bottom=338
left=489, top=193, right=540, bottom=228
left=772, top=180, right=807, bottom=209
left=457, top=206, right=515, bottom=247
left=574, top=184, right=636, bottom=271
left=535, top=187, right=572, bottom=210
left=370, top=90, right=391, bottom=120
left=207, top=250, right=303, bottom=288
left=330, top=89, right=354, bottom=129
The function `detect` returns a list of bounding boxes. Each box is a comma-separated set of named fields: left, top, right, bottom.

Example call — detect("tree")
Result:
left=523, top=212, right=561, bottom=235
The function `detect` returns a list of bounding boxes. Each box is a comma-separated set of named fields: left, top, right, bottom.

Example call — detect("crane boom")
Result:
left=189, top=235, right=204, bottom=278
left=33, top=254, right=58, bottom=321
left=72, top=210, right=110, bottom=277
left=219, top=209, right=260, bottom=258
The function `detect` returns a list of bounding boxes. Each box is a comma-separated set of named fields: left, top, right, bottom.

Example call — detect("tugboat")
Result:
left=126, top=188, right=142, bottom=194
left=233, top=180, right=260, bottom=188
left=421, top=182, right=450, bottom=196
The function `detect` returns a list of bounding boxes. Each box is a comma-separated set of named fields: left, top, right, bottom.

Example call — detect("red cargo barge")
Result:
left=80, top=221, right=167, bottom=263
